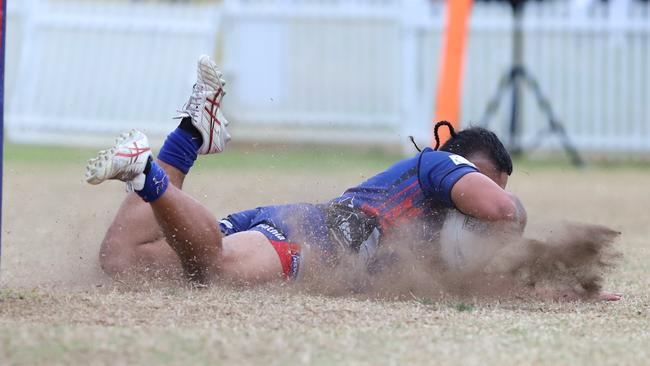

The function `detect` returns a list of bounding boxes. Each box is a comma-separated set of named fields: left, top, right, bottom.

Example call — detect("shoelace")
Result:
left=178, top=84, right=205, bottom=119
left=177, top=83, right=225, bottom=119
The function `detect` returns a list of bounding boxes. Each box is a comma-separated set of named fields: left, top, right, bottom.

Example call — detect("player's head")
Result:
left=434, top=121, right=512, bottom=188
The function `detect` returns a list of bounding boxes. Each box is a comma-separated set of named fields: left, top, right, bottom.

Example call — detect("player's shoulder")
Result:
left=417, top=148, right=477, bottom=170
left=416, top=148, right=480, bottom=205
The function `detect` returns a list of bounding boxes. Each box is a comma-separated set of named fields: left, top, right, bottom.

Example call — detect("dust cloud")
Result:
left=295, top=222, right=621, bottom=301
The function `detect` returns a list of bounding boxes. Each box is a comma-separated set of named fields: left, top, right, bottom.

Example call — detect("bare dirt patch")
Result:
left=2, top=159, right=650, bottom=365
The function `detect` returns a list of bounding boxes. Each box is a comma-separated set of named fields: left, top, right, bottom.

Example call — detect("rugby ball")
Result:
left=439, top=209, right=500, bottom=271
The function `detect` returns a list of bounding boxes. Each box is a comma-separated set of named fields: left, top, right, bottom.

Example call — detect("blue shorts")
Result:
left=219, top=204, right=334, bottom=279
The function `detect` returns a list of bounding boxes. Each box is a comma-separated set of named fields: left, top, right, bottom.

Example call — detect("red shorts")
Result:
left=219, top=204, right=334, bottom=280
left=268, top=240, right=302, bottom=280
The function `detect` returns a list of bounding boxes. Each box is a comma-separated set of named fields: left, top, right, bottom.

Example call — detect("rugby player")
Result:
left=85, top=56, right=620, bottom=301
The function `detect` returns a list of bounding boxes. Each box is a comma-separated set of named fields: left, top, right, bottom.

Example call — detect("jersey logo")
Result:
left=449, top=154, right=476, bottom=168
left=258, top=224, right=287, bottom=241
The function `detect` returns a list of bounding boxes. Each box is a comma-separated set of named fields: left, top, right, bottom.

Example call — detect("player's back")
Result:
left=324, top=149, right=478, bottom=254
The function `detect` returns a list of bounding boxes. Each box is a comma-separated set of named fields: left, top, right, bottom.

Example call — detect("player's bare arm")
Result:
left=451, top=172, right=519, bottom=221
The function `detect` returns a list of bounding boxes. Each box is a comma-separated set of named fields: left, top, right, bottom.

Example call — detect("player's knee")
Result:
left=99, top=252, right=128, bottom=277
left=99, top=246, right=128, bottom=277
left=98, top=231, right=132, bottom=276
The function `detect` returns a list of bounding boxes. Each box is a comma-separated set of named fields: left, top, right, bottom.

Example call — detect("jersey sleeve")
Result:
left=417, top=149, right=479, bottom=207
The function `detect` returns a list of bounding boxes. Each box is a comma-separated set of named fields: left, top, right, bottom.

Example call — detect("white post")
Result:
left=609, top=0, right=630, bottom=44
left=8, top=0, right=43, bottom=138
left=399, top=0, right=433, bottom=154
left=571, top=0, right=595, bottom=19
left=605, top=0, right=629, bottom=149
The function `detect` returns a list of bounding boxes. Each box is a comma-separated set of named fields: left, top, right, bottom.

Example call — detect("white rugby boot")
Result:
left=177, top=54, right=231, bottom=154
left=85, top=129, right=152, bottom=192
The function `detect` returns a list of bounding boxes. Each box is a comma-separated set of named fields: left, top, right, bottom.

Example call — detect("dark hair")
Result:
left=434, top=121, right=513, bottom=175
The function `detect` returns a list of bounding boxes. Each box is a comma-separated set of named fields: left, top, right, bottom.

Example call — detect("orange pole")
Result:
left=433, top=0, right=473, bottom=146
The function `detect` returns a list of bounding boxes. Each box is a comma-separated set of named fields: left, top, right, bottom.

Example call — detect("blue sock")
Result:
left=136, top=161, right=169, bottom=202
left=158, top=127, right=202, bottom=175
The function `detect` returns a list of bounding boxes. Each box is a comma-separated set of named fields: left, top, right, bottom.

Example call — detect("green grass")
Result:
left=4, top=144, right=99, bottom=166
left=5, top=142, right=649, bottom=173
left=3, top=143, right=402, bottom=172
left=514, top=157, right=650, bottom=172
left=194, top=145, right=402, bottom=172
left=454, top=302, right=476, bottom=312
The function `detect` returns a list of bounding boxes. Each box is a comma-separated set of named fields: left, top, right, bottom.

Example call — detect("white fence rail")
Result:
left=6, top=0, right=650, bottom=154
left=6, top=0, right=221, bottom=144
left=220, top=0, right=434, bottom=144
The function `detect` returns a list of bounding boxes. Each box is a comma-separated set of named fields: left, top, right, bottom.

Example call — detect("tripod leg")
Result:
left=509, top=67, right=524, bottom=156
left=553, top=123, right=585, bottom=167
left=521, top=70, right=585, bottom=167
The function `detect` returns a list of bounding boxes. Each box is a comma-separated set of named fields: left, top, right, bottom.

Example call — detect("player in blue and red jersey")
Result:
left=86, top=56, right=620, bottom=300
left=85, top=55, right=524, bottom=284
left=86, top=56, right=524, bottom=286
left=210, top=119, right=523, bottom=281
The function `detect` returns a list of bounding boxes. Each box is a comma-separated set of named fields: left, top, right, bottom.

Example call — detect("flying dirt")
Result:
left=295, top=220, right=621, bottom=301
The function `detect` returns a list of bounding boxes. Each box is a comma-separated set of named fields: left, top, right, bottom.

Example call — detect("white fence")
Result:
left=220, top=0, right=435, bottom=145
left=6, top=0, right=650, bottom=154
left=6, top=0, right=221, bottom=145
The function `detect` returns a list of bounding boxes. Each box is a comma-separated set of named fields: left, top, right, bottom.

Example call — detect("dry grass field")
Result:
left=1, top=143, right=649, bottom=365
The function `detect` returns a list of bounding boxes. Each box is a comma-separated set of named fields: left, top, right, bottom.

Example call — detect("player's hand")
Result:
left=534, top=287, right=622, bottom=302
left=598, top=291, right=623, bottom=301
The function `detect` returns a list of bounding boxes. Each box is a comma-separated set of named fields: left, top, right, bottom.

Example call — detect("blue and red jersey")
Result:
left=327, top=148, right=478, bottom=241
left=219, top=148, right=479, bottom=278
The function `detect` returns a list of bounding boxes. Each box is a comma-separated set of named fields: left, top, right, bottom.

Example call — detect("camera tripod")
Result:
left=479, top=0, right=584, bottom=166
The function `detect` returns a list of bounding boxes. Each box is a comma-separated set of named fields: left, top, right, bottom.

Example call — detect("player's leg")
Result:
left=218, top=231, right=289, bottom=284
left=86, top=129, right=213, bottom=282
left=217, top=205, right=323, bottom=283
left=98, top=161, right=187, bottom=276
left=98, top=118, right=208, bottom=276
left=143, top=172, right=221, bottom=282
left=92, top=54, right=287, bottom=283
left=90, top=55, right=288, bottom=283
left=98, top=55, right=230, bottom=276
left=87, top=129, right=286, bottom=283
